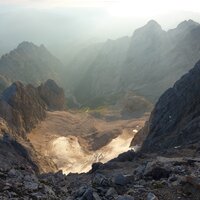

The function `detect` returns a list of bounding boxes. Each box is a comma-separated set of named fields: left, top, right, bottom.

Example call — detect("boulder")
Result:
left=106, top=187, right=118, bottom=197
left=147, top=192, right=159, bottom=200
left=92, top=173, right=111, bottom=187
left=113, top=174, right=127, bottom=186
left=117, top=195, right=134, bottom=200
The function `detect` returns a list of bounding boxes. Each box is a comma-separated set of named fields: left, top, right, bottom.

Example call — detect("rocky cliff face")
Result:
left=0, top=118, right=39, bottom=171
left=0, top=82, right=46, bottom=134
left=140, top=59, right=200, bottom=152
left=0, top=117, right=58, bottom=175
left=0, top=80, right=65, bottom=174
left=0, top=80, right=65, bottom=134
left=38, top=79, right=65, bottom=111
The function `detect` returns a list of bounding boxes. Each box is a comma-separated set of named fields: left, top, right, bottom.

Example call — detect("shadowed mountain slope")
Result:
left=140, top=59, right=200, bottom=152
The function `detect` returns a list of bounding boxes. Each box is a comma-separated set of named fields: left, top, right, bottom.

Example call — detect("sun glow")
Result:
left=1, top=0, right=200, bottom=18
left=106, top=0, right=200, bottom=18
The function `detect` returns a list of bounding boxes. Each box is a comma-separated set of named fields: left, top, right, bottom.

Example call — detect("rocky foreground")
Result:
left=1, top=145, right=200, bottom=200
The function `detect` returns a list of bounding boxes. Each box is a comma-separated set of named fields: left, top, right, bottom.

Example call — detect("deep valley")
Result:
left=0, top=13, right=200, bottom=199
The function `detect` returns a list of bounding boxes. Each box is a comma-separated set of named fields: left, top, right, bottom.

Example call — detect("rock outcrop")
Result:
left=0, top=118, right=39, bottom=171
left=0, top=80, right=65, bottom=134
left=38, top=79, right=65, bottom=111
left=141, top=59, right=200, bottom=152
left=0, top=82, right=46, bottom=134
left=0, top=116, right=57, bottom=174
left=0, top=80, right=65, bottom=175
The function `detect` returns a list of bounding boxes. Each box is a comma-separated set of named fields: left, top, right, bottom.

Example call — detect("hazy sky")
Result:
left=0, top=0, right=200, bottom=61
left=1, top=0, right=200, bottom=13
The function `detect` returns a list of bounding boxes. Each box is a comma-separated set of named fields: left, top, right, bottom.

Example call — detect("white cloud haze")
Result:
left=0, top=0, right=200, bottom=61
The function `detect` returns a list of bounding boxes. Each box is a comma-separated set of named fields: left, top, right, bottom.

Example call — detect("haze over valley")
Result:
left=1, top=0, right=200, bottom=199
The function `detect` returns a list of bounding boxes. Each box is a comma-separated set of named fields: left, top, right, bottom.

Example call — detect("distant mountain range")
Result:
left=0, top=41, right=64, bottom=92
left=0, top=20, right=200, bottom=109
left=70, top=19, right=200, bottom=106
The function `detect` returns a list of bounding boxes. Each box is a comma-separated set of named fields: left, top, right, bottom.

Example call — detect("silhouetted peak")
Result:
left=147, top=20, right=160, bottom=27
left=133, top=19, right=162, bottom=36
left=177, top=19, right=199, bottom=30
left=145, top=20, right=162, bottom=30
left=1, top=81, right=25, bottom=102
left=16, top=42, right=48, bottom=53
left=17, top=41, right=36, bottom=49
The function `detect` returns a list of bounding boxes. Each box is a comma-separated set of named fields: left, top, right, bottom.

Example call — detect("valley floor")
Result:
left=28, top=110, right=147, bottom=174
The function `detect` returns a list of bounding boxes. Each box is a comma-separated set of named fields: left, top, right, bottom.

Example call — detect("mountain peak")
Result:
left=133, top=19, right=162, bottom=36
left=17, top=41, right=48, bottom=52
left=177, top=19, right=199, bottom=30
left=145, top=20, right=162, bottom=29
left=147, top=20, right=160, bottom=26
left=17, top=41, right=36, bottom=49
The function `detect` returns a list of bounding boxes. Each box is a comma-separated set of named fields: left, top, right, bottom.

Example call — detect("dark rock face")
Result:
left=0, top=80, right=65, bottom=134
left=0, top=80, right=64, bottom=174
left=0, top=79, right=66, bottom=175
left=0, top=117, right=57, bottom=175
left=0, top=80, right=65, bottom=173
left=38, top=79, right=65, bottom=111
left=144, top=167, right=171, bottom=180
left=141, top=59, right=200, bottom=152
left=0, top=81, right=46, bottom=134
left=0, top=119, right=39, bottom=172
